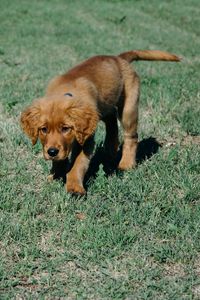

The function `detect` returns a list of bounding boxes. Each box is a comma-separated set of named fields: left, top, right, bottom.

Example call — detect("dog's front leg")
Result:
left=66, top=137, right=95, bottom=195
left=103, top=111, right=119, bottom=160
left=66, top=151, right=89, bottom=195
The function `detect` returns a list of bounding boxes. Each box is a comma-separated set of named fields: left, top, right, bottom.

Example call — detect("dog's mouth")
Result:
left=45, top=154, right=69, bottom=161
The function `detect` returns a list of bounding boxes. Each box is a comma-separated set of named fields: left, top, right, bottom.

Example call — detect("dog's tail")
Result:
left=118, top=50, right=181, bottom=62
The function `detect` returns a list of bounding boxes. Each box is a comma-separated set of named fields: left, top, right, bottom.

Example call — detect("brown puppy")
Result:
left=21, top=50, right=180, bottom=195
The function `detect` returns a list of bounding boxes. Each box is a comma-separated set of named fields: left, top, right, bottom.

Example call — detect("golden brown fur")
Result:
left=21, top=50, right=180, bottom=194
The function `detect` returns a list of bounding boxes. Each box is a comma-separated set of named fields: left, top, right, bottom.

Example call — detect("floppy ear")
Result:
left=20, top=103, right=41, bottom=145
left=66, top=103, right=99, bottom=145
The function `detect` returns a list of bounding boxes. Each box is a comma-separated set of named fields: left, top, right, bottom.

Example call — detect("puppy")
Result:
left=21, top=50, right=180, bottom=195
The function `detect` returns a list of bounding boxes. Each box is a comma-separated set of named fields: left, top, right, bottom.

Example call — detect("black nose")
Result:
left=47, top=147, right=59, bottom=157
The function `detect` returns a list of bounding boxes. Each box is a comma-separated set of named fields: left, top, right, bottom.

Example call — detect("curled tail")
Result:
left=118, top=50, right=181, bottom=62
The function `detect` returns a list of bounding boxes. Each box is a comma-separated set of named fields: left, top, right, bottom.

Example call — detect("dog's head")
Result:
left=20, top=96, right=98, bottom=160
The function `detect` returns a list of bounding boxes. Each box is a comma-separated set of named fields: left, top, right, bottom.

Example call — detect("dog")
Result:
left=21, top=50, right=180, bottom=195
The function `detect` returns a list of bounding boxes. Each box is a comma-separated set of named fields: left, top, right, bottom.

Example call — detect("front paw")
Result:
left=66, top=182, right=86, bottom=195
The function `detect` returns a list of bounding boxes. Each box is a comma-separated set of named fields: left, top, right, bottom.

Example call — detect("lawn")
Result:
left=0, top=0, right=200, bottom=299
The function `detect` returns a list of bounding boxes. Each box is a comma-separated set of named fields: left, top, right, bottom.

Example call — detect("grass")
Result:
left=0, top=0, right=200, bottom=298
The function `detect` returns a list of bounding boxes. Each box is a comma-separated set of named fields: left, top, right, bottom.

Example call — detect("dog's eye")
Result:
left=61, top=126, right=71, bottom=134
left=40, top=127, right=48, bottom=134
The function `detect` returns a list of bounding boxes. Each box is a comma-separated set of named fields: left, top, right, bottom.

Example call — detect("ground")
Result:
left=0, top=0, right=200, bottom=299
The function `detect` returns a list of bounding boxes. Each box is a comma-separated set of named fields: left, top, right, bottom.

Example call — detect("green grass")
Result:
left=0, top=0, right=200, bottom=298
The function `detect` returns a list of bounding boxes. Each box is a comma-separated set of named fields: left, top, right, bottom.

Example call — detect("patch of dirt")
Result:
left=193, top=285, right=200, bottom=298
left=163, top=262, right=185, bottom=278
left=181, top=135, right=200, bottom=146
left=160, top=134, right=200, bottom=149
left=194, top=255, right=200, bottom=276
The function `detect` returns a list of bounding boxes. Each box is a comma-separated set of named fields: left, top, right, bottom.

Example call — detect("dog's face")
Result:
left=37, top=103, right=76, bottom=160
left=21, top=96, right=98, bottom=161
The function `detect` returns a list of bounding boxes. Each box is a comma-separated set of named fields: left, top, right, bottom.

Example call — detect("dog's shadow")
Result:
left=51, top=137, right=161, bottom=187
left=84, top=136, right=162, bottom=185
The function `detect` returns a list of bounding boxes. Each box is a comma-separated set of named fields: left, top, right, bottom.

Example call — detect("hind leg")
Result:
left=118, top=73, right=140, bottom=170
